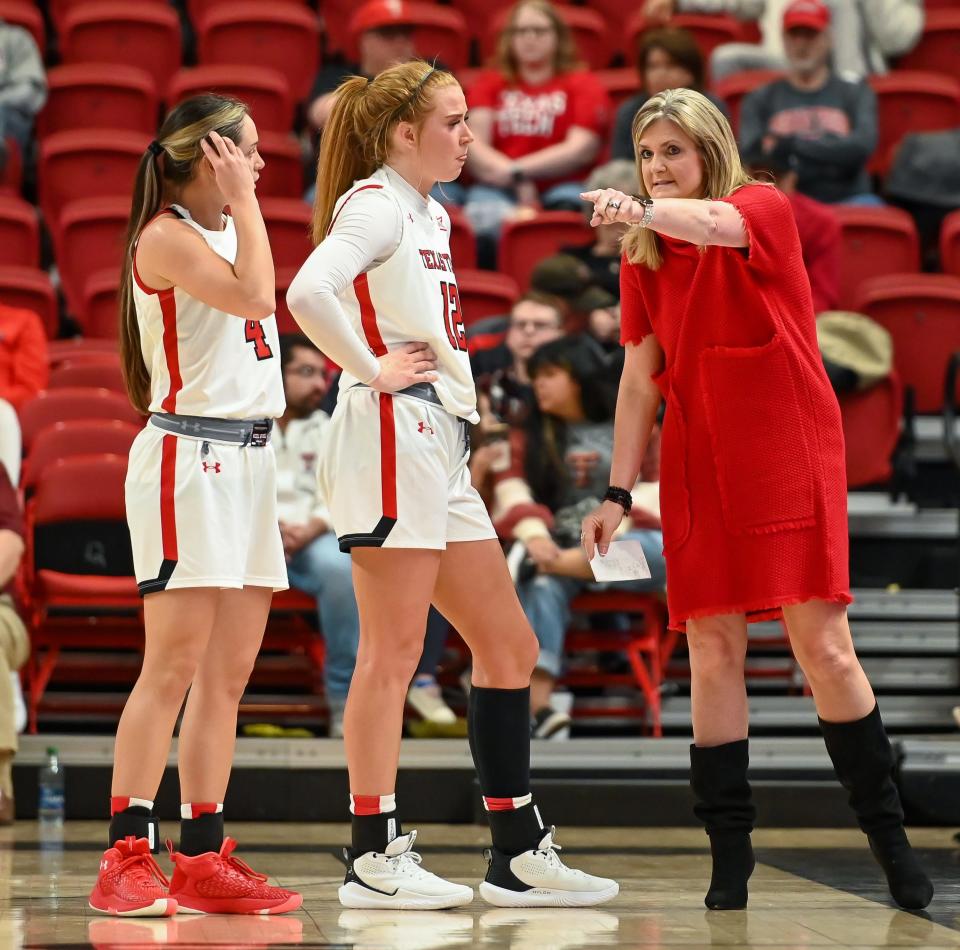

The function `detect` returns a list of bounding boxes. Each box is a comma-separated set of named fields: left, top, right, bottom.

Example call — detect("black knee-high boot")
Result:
left=819, top=704, right=933, bottom=910
left=690, top=739, right=756, bottom=910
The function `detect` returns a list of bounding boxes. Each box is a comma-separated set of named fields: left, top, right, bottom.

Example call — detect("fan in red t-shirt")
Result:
left=579, top=87, right=933, bottom=914
left=462, top=0, right=610, bottom=253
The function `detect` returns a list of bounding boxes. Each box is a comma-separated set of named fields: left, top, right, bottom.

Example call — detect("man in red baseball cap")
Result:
left=782, top=0, right=831, bottom=33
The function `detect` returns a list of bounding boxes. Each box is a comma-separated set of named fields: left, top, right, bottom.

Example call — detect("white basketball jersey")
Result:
left=132, top=204, right=285, bottom=420
left=332, top=167, right=479, bottom=423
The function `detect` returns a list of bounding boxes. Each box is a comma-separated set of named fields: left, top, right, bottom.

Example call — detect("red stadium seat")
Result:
left=48, top=360, right=126, bottom=393
left=831, top=205, right=920, bottom=310
left=456, top=269, right=520, bottom=326
left=19, top=388, right=143, bottom=452
left=465, top=314, right=508, bottom=357
left=0, top=195, right=39, bottom=267
left=839, top=373, right=902, bottom=488
left=260, top=198, right=313, bottom=269
left=941, top=209, right=960, bottom=279
left=166, top=66, right=294, bottom=134
left=77, top=268, right=122, bottom=339
left=868, top=71, right=960, bottom=174
left=446, top=205, right=477, bottom=271
left=0, top=136, right=23, bottom=197
left=50, top=0, right=168, bottom=30
left=187, top=0, right=309, bottom=21
left=274, top=265, right=300, bottom=335
left=712, top=69, right=785, bottom=138
left=0, top=266, right=57, bottom=338
left=852, top=274, right=960, bottom=414
left=896, top=10, right=960, bottom=82
left=38, top=130, right=147, bottom=226
left=595, top=68, right=641, bottom=110
left=60, top=3, right=183, bottom=94
left=38, top=65, right=158, bottom=139
left=47, top=337, right=120, bottom=367
left=625, top=13, right=744, bottom=73
left=485, top=5, right=611, bottom=70
left=447, top=0, right=515, bottom=46
left=53, top=197, right=129, bottom=318
left=256, top=133, right=305, bottom=199
left=0, top=2, right=46, bottom=57
left=22, top=419, right=137, bottom=496
left=197, top=3, right=321, bottom=102
left=349, top=2, right=470, bottom=71
left=498, top=211, right=594, bottom=289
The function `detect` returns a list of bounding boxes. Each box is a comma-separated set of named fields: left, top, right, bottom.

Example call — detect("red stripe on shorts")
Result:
left=378, top=394, right=397, bottom=521
left=159, top=434, right=178, bottom=561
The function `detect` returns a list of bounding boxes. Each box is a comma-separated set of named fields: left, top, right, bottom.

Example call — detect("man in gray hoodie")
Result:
left=0, top=17, right=46, bottom=167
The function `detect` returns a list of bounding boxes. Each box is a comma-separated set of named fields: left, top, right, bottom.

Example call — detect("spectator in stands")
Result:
left=748, top=155, right=841, bottom=312
left=463, top=0, right=611, bottom=260
left=0, top=16, right=46, bottom=166
left=0, top=463, right=28, bottom=824
left=529, top=253, right=593, bottom=312
left=739, top=0, right=881, bottom=206
left=611, top=28, right=728, bottom=162
left=307, top=1, right=418, bottom=134
left=580, top=288, right=621, bottom=352
left=0, top=299, right=49, bottom=412
left=641, top=0, right=923, bottom=81
left=473, top=291, right=567, bottom=427
left=492, top=336, right=665, bottom=738
left=276, top=335, right=458, bottom=735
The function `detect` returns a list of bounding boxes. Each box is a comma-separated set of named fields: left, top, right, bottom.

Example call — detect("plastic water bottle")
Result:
left=38, top=746, right=65, bottom=825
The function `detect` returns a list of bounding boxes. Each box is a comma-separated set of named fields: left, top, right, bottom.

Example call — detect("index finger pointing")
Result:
left=580, top=190, right=600, bottom=202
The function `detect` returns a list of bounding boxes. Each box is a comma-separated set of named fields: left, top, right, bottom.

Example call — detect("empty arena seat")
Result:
left=868, top=71, right=960, bottom=174
left=0, top=195, right=39, bottom=267
left=77, top=268, right=122, bottom=339
left=273, top=266, right=300, bottom=335
left=50, top=0, right=169, bottom=30
left=39, top=130, right=147, bottom=225
left=0, top=136, right=23, bottom=197
left=260, top=198, right=313, bottom=270
left=166, top=66, right=294, bottom=134
left=498, top=211, right=594, bottom=289
left=446, top=205, right=477, bottom=271
left=39, top=65, right=158, bottom=139
left=625, top=12, right=744, bottom=71
left=53, top=197, right=129, bottom=318
left=197, top=3, right=321, bottom=102
left=0, top=266, right=58, bottom=338
left=255, top=134, right=305, bottom=199
left=595, top=68, right=641, bottom=110
left=940, top=209, right=960, bottom=279
left=840, top=372, right=902, bottom=489
left=456, top=269, right=520, bottom=326
left=896, top=10, right=960, bottom=82
left=831, top=205, right=920, bottom=310
left=60, top=3, right=183, bottom=94
left=47, top=337, right=120, bottom=367
left=48, top=360, right=126, bottom=394
left=19, top=388, right=143, bottom=452
left=484, top=5, right=611, bottom=70
left=852, top=273, right=960, bottom=414
left=0, top=1, right=46, bottom=56
left=349, top=2, right=470, bottom=71
left=712, top=69, right=785, bottom=138
left=187, top=0, right=308, bottom=21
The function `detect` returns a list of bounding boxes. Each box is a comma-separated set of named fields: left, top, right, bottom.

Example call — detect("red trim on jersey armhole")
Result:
left=326, top=183, right=384, bottom=236
left=159, top=434, right=179, bottom=561
left=378, top=394, right=397, bottom=521
left=132, top=207, right=181, bottom=295
left=158, top=288, right=181, bottom=413
left=354, top=272, right=387, bottom=358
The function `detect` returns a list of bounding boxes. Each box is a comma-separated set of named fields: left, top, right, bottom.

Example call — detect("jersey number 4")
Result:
left=245, top=320, right=274, bottom=361
left=441, top=281, right=466, bottom=353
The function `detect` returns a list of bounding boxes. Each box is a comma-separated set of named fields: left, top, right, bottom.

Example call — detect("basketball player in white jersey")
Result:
left=287, top=60, right=619, bottom=910
left=89, top=94, right=301, bottom=917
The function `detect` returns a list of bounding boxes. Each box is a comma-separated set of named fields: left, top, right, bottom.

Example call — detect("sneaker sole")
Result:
left=173, top=892, right=303, bottom=915
left=478, top=880, right=619, bottom=907
left=338, top=882, right=474, bottom=910
left=88, top=898, right=178, bottom=917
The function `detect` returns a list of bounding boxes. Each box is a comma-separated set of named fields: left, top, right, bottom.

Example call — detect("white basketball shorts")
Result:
left=321, top=387, right=497, bottom=551
left=126, top=420, right=288, bottom=595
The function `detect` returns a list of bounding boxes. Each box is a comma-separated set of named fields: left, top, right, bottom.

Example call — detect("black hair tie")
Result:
left=147, top=140, right=163, bottom=157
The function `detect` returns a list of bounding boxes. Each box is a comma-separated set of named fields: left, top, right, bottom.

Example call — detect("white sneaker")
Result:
left=407, top=679, right=456, bottom=725
left=478, top=828, right=619, bottom=908
left=339, top=831, right=474, bottom=910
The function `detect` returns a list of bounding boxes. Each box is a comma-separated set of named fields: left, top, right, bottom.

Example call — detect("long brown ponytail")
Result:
left=311, top=60, right=459, bottom=245
left=119, top=94, right=249, bottom=414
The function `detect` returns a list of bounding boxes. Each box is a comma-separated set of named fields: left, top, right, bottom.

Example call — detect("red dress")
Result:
left=620, top=184, right=851, bottom=632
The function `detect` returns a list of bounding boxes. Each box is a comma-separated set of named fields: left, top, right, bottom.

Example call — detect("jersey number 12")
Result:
left=245, top=320, right=274, bottom=360
left=441, top=281, right=466, bottom=353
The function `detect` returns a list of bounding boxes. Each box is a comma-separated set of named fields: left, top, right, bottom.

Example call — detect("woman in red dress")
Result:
left=580, top=88, right=932, bottom=912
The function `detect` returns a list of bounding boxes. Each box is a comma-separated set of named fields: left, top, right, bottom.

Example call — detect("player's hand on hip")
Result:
left=201, top=131, right=255, bottom=204
left=580, top=188, right=637, bottom=228
left=369, top=341, right=439, bottom=393
left=581, top=500, right=624, bottom=559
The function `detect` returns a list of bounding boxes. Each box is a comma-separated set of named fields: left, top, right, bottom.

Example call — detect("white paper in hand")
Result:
left=589, top=539, right=652, bottom=583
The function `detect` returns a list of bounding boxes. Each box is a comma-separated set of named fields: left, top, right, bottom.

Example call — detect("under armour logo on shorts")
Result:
left=417, top=421, right=435, bottom=436
left=202, top=461, right=222, bottom=473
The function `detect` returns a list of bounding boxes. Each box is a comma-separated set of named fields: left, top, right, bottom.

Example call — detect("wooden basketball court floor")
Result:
left=3, top=822, right=960, bottom=949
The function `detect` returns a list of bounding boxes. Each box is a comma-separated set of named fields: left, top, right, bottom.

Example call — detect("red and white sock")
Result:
left=180, top=801, right=223, bottom=819
left=111, top=796, right=154, bottom=815
left=483, top=793, right=533, bottom=812
left=349, top=793, right=396, bottom=816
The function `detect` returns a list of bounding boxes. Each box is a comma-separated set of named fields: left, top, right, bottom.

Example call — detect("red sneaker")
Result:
left=168, top=837, right=302, bottom=915
left=89, top=836, right=178, bottom=917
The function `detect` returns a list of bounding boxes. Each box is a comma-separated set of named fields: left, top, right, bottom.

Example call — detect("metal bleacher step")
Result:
left=850, top=620, right=959, bottom=654
left=848, top=587, right=959, bottom=620
left=846, top=493, right=958, bottom=540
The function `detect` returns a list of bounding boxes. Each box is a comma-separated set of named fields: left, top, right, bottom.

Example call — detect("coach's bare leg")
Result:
left=346, top=548, right=442, bottom=792
left=687, top=612, right=749, bottom=747
left=178, top=585, right=273, bottom=802
left=112, top=588, right=220, bottom=798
